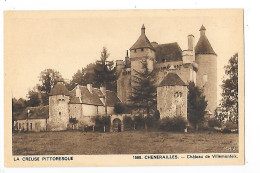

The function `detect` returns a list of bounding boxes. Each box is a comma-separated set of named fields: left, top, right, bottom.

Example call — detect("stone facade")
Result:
left=117, top=25, right=218, bottom=118
left=14, top=119, right=47, bottom=132
left=48, top=94, right=70, bottom=131
left=157, top=85, right=188, bottom=119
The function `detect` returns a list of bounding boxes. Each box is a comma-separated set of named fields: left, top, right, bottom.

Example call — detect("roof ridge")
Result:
left=157, top=42, right=178, bottom=46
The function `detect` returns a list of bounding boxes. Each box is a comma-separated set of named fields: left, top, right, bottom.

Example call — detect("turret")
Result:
left=48, top=80, right=70, bottom=131
left=129, top=24, right=155, bottom=73
left=195, top=25, right=217, bottom=114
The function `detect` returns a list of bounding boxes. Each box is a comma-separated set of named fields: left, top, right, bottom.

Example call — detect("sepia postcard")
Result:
left=4, top=9, right=244, bottom=167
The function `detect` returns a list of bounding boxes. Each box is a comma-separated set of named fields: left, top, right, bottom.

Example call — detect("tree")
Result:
left=187, top=82, right=208, bottom=130
left=219, top=53, right=238, bottom=124
left=38, top=69, right=63, bottom=105
left=12, top=98, right=27, bottom=131
left=93, top=47, right=117, bottom=91
left=129, top=61, right=157, bottom=117
left=68, top=63, right=96, bottom=90
left=27, top=89, right=41, bottom=107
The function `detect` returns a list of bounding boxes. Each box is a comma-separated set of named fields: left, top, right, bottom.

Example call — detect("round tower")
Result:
left=129, top=24, right=156, bottom=73
left=195, top=25, right=217, bottom=114
left=48, top=80, right=70, bottom=131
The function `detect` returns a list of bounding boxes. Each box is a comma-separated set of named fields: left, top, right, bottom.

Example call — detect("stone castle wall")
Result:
left=69, top=104, right=82, bottom=120
left=157, top=85, right=188, bottom=119
left=48, top=95, right=70, bottom=131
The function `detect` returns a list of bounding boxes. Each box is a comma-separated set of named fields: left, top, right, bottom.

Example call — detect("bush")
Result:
left=123, top=116, right=134, bottom=131
left=114, top=103, right=132, bottom=114
left=159, top=116, right=187, bottom=132
left=208, top=118, right=221, bottom=128
left=222, top=121, right=238, bottom=133
left=224, top=121, right=238, bottom=130
left=94, top=116, right=111, bottom=132
left=114, top=103, right=126, bottom=114
left=133, top=114, right=145, bottom=130
left=145, top=110, right=160, bottom=130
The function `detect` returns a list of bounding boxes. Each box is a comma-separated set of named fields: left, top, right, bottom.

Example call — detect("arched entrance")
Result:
left=112, top=118, right=122, bottom=132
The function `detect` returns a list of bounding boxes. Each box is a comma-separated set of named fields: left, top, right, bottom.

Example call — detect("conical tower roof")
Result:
left=49, top=81, right=70, bottom=96
left=159, top=73, right=187, bottom=87
left=130, top=24, right=155, bottom=50
left=195, top=25, right=216, bottom=55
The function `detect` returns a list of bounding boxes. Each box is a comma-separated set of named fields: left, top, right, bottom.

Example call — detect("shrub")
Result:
left=114, top=103, right=132, bottom=114
left=133, top=114, right=145, bottom=130
left=114, top=103, right=126, bottom=114
left=145, top=110, right=160, bottom=130
left=208, top=118, right=222, bottom=128
left=94, top=116, right=111, bottom=132
left=224, top=121, right=238, bottom=130
left=222, top=121, right=238, bottom=133
left=159, top=116, right=187, bottom=132
left=123, top=116, right=134, bottom=131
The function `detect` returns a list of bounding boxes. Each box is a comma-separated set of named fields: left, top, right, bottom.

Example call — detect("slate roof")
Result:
left=195, top=26, right=216, bottom=55
left=106, top=90, right=121, bottom=107
left=14, top=106, right=49, bottom=120
left=49, top=82, right=70, bottom=96
left=155, top=43, right=183, bottom=62
left=130, top=27, right=155, bottom=50
left=69, top=86, right=103, bottom=106
left=159, top=73, right=187, bottom=87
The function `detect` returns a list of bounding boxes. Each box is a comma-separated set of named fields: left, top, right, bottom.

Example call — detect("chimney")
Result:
left=188, top=34, right=194, bottom=51
left=100, top=85, right=106, bottom=106
left=141, top=24, right=145, bottom=35
left=125, top=50, right=130, bottom=67
left=87, top=83, right=93, bottom=93
left=76, top=85, right=82, bottom=103
left=100, top=85, right=106, bottom=96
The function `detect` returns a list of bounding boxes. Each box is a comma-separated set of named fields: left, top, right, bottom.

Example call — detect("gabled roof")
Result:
left=49, top=82, right=70, bottom=96
left=159, top=73, right=187, bottom=87
left=106, top=90, right=121, bottom=107
left=130, top=25, right=155, bottom=50
left=195, top=26, right=216, bottom=55
left=69, top=86, right=103, bottom=106
left=155, top=42, right=183, bottom=62
left=14, top=106, right=49, bottom=120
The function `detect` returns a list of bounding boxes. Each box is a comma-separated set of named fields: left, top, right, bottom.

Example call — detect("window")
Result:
left=141, top=48, right=144, bottom=51
left=174, top=92, right=183, bottom=98
left=30, top=123, right=33, bottom=130
left=203, top=74, right=208, bottom=85
left=134, top=49, right=137, bottom=53
left=162, top=58, right=166, bottom=62
left=59, top=112, right=61, bottom=115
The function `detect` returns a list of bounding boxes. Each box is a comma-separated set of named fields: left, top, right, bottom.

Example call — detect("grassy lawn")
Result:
left=12, top=131, right=238, bottom=155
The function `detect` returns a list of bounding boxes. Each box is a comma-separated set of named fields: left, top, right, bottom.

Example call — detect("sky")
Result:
left=4, top=10, right=243, bottom=102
